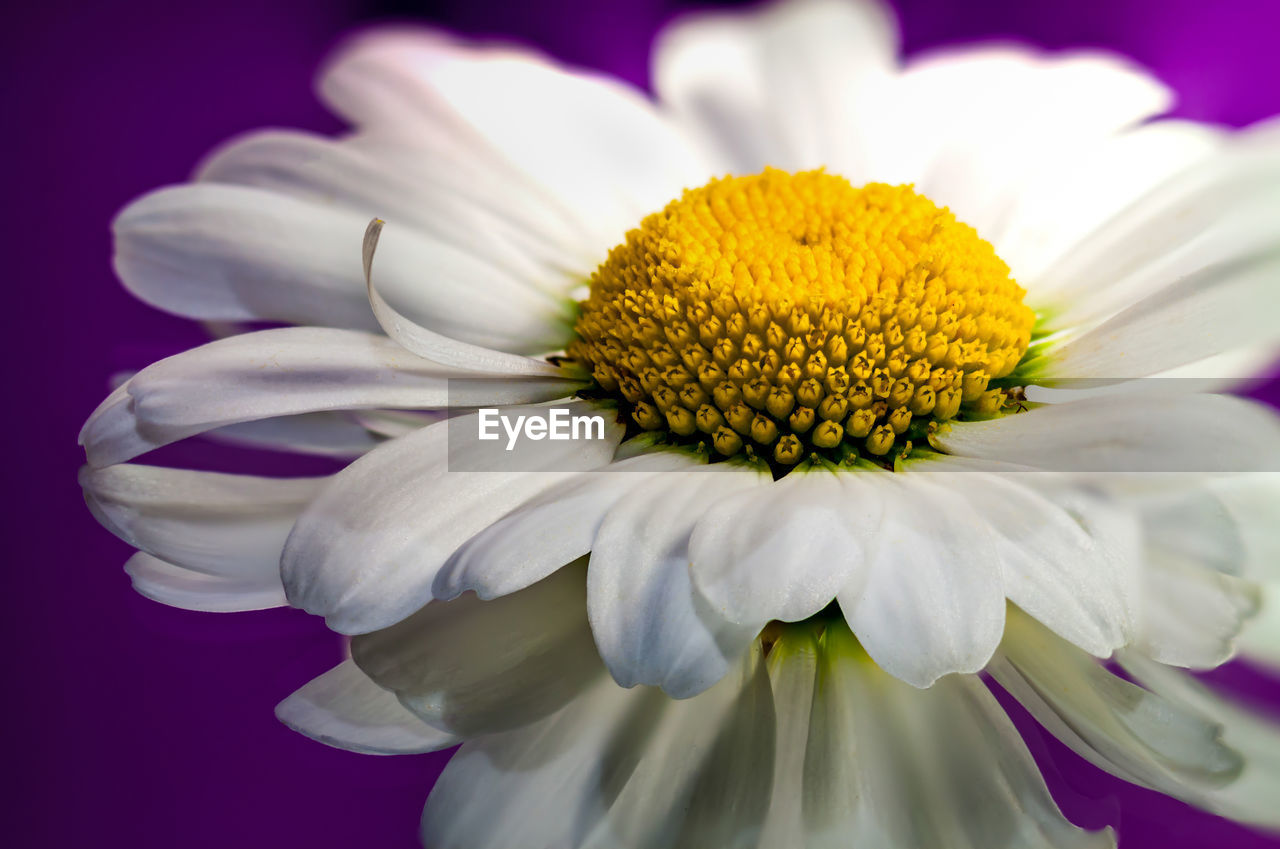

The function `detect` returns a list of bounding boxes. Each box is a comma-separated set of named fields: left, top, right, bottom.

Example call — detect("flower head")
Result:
left=572, top=170, right=1034, bottom=466
left=81, top=0, right=1280, bottom=845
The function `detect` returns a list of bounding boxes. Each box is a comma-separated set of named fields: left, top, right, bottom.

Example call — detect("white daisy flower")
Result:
left=80, top=0, right=1280, bottom=845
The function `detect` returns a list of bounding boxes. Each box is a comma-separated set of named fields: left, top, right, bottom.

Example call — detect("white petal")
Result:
left=886, top=48, right=1171, bottom=238
left=82, top=463, right=320, bottom=582
left=890, top=669, right=1115, bottom=847
left=581, top=644, right=776, bottom=848
left=123, top=552, right=287, bottom=612
left=79, top=327, right=578, bottom=467
left=931, top=393, right=1280, bottom=473
left=1134, top=555, right=1261, bottom=669
left=801, top=620, right=1112, bottom=849
left=758, top=626, right=820, bottom=848
left=654, top=0, right=897, bottom=175
left=275, top=659, right=459, bottom=755
left=79, top=383, right=153, bottom=472
left=421, top=646, right=774, bottom=849
left=840, top=476, right=1005, bottom=687
left=316, top=38, right=602, bottom=267
left=321, top=29, right=712, bottom=256
left=1238, top=581, right=1280, bottom=667
left=1033, top=120, right=1280, bottom=316
left=1132, top=478, right=1252, bottom=576
left=1124, top=475, right=1276, bottom=664
left=1039, top=245, right=1280, bottom=382
left=283, top=402, right=622, bottom=635
left=1146, top=344, right=1280, bottom=394
left=1120, top=652, right=1280, bottom=828
left=1024, top=345, right=1280, bottom=402
left=435, top=449, right=701, bottom=601
left=361, top=218, right=571, bottom=375
left=420, top=671, right=631, bottom=849
left=114, top=185, right=569, bottom=352
left=1206, top=472, right=1280, bottom=580
left=197, top=129, right=586, bottom=293
left=688, top=465, right=884, bottom=626
left=997, top=121, right=1222, bottom=282
left=206, top=411, right=382, bottom=458
left=349, top=408, right=441, bottom=440
left=351, top=560, right=602, bottom=737
left=1025, top=128, right=1280, bottom=378
left=1233, top=578, right=1280, bottom=671
left=907, top=456, right=1142, bottom=656
left=113, top=184, right=376, bottom=330
left=799, top=622, right=887, bottom=847
left=587, top=466, right=766, bottom=698
left=989, top=610, right=1244, bottom=799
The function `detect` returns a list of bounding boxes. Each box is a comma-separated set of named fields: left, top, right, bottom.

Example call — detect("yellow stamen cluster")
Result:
left=569, top=169, right=1034, bottom=469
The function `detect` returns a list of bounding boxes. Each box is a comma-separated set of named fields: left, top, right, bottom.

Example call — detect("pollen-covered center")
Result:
left=568, top=169, right=1035, bottom=470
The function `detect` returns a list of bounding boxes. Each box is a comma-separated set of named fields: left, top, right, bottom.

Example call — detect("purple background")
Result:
left=5, top=0, right=1280, bottom=846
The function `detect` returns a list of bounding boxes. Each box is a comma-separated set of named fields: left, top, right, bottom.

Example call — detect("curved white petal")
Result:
left=796, top=623, right=887, bottom=847
left=931, top=394, right=1280, bottom=473
left=998, top=120, right=1222, bottom=282
left=79, top=327, right=579, bottom=467
left=114, top=184, right=569, bottom=352
left=82, top=463, right=320, bottom=583
left=776, top=620, right=1114, bottom=849
left=1148, top=343, right=1280, bottom=390
left=907, top=457, right=1142, bottom=656
left=283, top=402, right=623, bottom=635
left=113, top=184, right=378, bottom=330
left=1234, top=580, right=1280, bottom=668
left=315, top=38, right=602, bottom=267
left=349, top=408, right=441, bottom=440
left=758, top=627, right=820, bottom=848
left=688, top=465, right=884, bottom=626
left=654, top=0, right=897, bottom=176
left=581, top=643, right=775, bottom=848
left=123, top=552, right=287, bottom=612
left=990, top=610, right=1244, bottom=800
left=1116, top=475, right=1272, bottom=667
left=1120, top=652, right=1280, bottom=828
left=1025, top=342, right=1280, bottom=402
left=1040, top=245, right=1280, bottom=382
left=420, top=671, right=631, bottom=849
left=1205, top=472, right=1280, bottom=580
left=1135, top=555, right=1261, bottom=669
left=884, top=48, right=1171, bottom=240
left=587, top=466, right=767, bottom=698
left=81, top=383, right=149, bottom=471
left=361, top=218, right=571, bottom=375
left=321, top=28, right=713, bottom=257
left=206, top=411, right=383, bottom=458
left=1132, top=477, right=1252, bottom=576
left=1033, top=120, right=1280, bottom=318
left=421, top=646, right=774, bottom=849
left=197, top=129, right=586, bottom=293
left=436, top=449, right=701, bottom=601
left=351, top=560, right=602, bottom=737
left=422, top=620, right=1111, bottom=849
left=93, top=461, right=317, bottom=612
left=275, top=659, right=459, bottom=755
left=840, top=477, right=1005, bottom=687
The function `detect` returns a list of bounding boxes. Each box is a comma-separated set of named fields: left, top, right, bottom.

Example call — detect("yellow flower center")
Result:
left=568, top=169, right=1035, bottom=471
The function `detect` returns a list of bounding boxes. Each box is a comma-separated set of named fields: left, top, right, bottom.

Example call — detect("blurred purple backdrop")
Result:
left=5, top=0, right=1280, bottom=846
